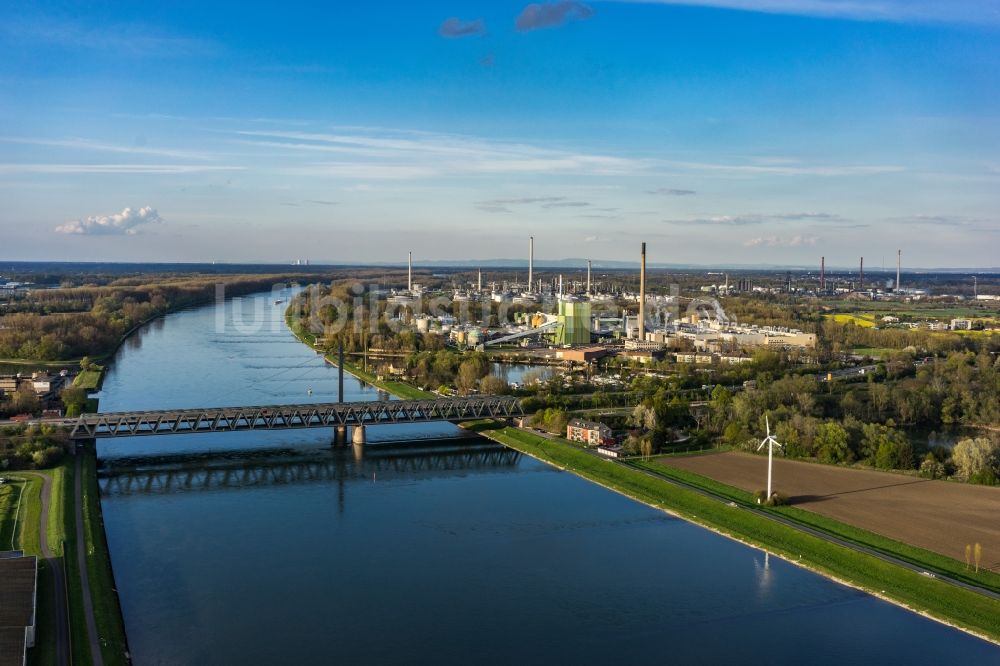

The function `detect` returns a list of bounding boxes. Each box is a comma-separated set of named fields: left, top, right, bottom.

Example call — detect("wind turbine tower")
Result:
left=757, top=416, right=783, bottom=501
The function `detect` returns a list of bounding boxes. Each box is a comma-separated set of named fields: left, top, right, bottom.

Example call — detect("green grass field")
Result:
left=73, top=368, right=104, bottom=391
left=468, top=422, right=1000, bottom=643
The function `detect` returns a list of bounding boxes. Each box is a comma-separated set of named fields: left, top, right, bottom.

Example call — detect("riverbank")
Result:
left=284, top=309, right=435, bottom=400
left=466, top=421, right=1000, bottom=645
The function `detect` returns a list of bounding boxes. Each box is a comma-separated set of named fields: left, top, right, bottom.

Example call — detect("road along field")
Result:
left=659, top=452, right=1000, bottom=572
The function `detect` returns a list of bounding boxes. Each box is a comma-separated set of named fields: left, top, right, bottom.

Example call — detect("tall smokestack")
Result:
left=639, top=242, right=647, bottom=340
left=896, top=249, right=901, bottom=291
left=820, top=256, right=826, bottom=291
left=859, top=257, right=864, bottom=291
left=559, top=274, right=563, bottom=296
left=528, top=236, right=534, bottom=293
left=587, top=260, right=592, bottom=295
left=407, top=251, right=412, bottom=292
left=478, top=268, right=482, bottom=292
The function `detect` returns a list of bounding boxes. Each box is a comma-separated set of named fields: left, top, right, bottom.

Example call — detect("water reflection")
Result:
left=99, top=441, right=522, bottom=497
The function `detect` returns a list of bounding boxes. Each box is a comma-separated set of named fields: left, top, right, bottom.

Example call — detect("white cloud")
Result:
left=55, top=206, right=163, bottom=235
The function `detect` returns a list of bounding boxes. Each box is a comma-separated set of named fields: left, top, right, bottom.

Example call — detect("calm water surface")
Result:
left=96, top=290, right=1000, bottom=664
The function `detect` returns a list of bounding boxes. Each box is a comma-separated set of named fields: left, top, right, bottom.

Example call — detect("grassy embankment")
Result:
left=284, top=310, right=435, bottom=400
left=633, top=460, right=1000, bottom=593
left=74, top=452, right=129, bottom=665
left=1, top=456, right=128, bottom=665
left=0, top=464, right=65, bottom=665
left=466, top=421, right=1000, bottom=644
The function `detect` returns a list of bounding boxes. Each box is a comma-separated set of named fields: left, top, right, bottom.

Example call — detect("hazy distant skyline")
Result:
left=1, top=1, right=998, bottom=267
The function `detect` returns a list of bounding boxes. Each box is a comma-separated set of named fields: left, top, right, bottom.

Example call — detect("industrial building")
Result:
left=554, top=299, right=592, bottom=345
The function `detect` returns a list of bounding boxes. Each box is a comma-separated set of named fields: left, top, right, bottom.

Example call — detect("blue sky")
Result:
left=1, top=0, right=998, bottom=267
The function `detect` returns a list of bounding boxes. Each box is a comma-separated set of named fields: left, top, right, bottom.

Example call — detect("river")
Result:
left=94, top=289, right=999, bottom=664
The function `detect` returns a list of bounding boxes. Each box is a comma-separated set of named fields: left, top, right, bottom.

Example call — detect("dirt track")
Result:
left=660, top=452, right=1000, bottom=572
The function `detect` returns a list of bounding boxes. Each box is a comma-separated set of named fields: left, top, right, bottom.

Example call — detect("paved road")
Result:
left=76, top=454, right=105, bottom=666
left=20, top=471, right=70, bottom=666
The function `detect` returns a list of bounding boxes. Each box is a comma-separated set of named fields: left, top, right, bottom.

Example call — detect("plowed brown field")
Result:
left=660, top=452, right=1000, bottom=571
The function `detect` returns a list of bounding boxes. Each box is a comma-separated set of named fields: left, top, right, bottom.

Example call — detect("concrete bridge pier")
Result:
left=352, top=424, right=367, bottom=446
left=333, top=425, right=348, bottom=447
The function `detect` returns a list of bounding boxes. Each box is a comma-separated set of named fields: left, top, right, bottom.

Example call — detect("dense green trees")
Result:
left=1, top=275, right=308, bottom=360
left=952, top=438, right=1000, bottom=485
left=0, top=424, right=67, bottom=470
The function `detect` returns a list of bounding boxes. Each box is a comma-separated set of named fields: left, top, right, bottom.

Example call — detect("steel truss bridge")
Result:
left=68, top=395, right=523, bottom=440
left=98, top=444, right=522, bottom=496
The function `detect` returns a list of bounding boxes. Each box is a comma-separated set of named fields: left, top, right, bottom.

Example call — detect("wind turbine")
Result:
left=757, top=416, right=783, bottom=502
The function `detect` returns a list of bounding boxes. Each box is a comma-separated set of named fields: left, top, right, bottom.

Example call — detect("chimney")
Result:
left=407, top=251, right=412, bottom=292
left=639, top=242, right=647, bottom=340
left=859, top=257, right=864, bottom=291
left=528, top=236, right=534, bottom=293
left=478, top=268, right=482, bottom=292
left=587, top=260, right=592, bottom=296
left=820, top=256, right=825, bottom=291
left=896, top=249, right=901, bottom=291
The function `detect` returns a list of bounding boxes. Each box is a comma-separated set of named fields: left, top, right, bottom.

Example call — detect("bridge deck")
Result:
left=69, top=396, right=522, bottom=439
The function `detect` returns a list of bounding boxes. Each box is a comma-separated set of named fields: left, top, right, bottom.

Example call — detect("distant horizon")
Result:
left=2, top=258, right=998, bottom=275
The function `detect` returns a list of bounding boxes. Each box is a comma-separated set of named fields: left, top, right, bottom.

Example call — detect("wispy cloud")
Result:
left=0, top=136, right=212, bottom=161
left=612, top=1, right=1000, bottom=26
left=0, top=164, right=243, bottom=174
left=665, top=211, right=847, bottom=226
left=55, top=206, right=163, bottom=235
left=744, top=234, right=819, bottom=247
left=237, top=128, right=643, bottom=178
left=516, top=2, right=596, bottom=31
left=542, top=200, right=590, bottom=208
left=648, top=187, right=696, bottom=195
left=481, top=196, right=567, bottom=205
left=439, top=17, right=487, bottom=37
left=663, top=159, right=904, bottom=177
left=0, top=18, right=219, bottom=56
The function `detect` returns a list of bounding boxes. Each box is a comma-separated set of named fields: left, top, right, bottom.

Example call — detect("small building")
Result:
left=0, top=551, right=38, bottom=666
left=566, top=419, right=614, bottom=447
left=557, top=346, right=610, bottom=363
left=597, top=445, right=624, bottom=458
left=951, top=318, right=973, bottom=331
